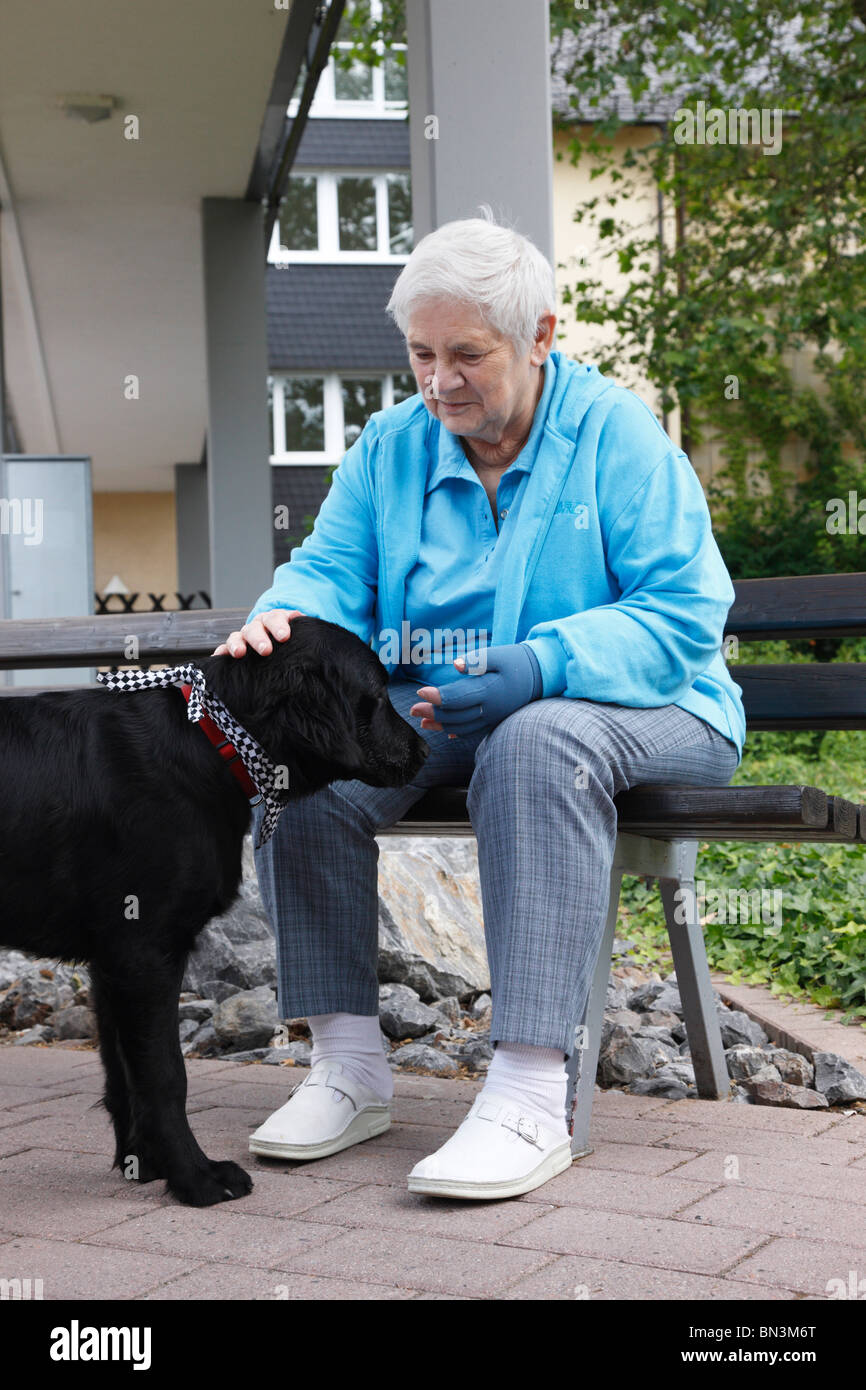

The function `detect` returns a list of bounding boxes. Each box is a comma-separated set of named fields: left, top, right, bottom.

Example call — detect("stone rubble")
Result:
left=1, top=832, right=865, bottom=1115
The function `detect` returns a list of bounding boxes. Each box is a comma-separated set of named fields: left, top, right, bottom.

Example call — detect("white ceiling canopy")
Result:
left=0, top=0, right=292, bottom=490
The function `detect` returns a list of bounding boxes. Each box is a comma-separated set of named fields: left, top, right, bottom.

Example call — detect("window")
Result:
left=269, top=372, right=418, bottom=462
left=337, top=177, right=378, bottom=252
left=288, top=0, right=407, bottom=119
left=271, top=171, right=412, bottom=262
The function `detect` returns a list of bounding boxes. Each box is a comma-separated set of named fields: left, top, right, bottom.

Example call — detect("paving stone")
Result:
left=655, top=1122, right=866, bottom=1166
left=570, top=1144, right=702, bottom=1177
left=87, top=1208, right=344, bottom=1265
left=589, top=1115, right=697, bottom=1149
left=139, top=1265, right=419, bottom=1300
left=652, top=1096, right=843, bottom=1135
left=279, top=1182, right=554, bottom=1243
left=0, top=1151, right=158, bottom=1239
left=730, top=1236, right=866, bottom=1297
left=590, top=1089, right=676, bottom=1117
left=260, top=1144, right=422, bottom=1188
left=503, top=1204, right=766, bottom=1274
left=670, top=1149, right=866, bottom=1204
left=275, top=1225, right=554, bottom=1297
left=501, top=1253, right=798, bottom=1301
left=0, top=1235, right=200, bottom=1299
left=674, top=1183, right=866, bottom=1245
left=212, top=1172, right=365, bottom=1220
left=515, top=1167, right=722, bottom=1217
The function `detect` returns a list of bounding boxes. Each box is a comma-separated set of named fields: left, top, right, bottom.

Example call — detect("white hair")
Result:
left=385, top=206, right=556, bottom=353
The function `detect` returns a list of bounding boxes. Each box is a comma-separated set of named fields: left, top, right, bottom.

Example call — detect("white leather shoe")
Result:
left=248, top=1059, right=391, bottom=1161
left=407, top=1091, right=573, bottom=1200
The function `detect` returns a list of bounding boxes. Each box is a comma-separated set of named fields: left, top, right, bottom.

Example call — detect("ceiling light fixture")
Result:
left=59, top=93, right=118, bottom=124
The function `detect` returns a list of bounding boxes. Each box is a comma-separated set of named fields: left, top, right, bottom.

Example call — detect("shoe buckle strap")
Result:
left=304, top=1067, right=357, bottom=1109
left=503, top=1112, right=542, bottom=1147
left=476, top=1099, right=542, bottom=1148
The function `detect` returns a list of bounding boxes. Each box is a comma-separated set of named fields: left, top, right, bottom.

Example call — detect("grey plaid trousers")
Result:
left=252, top=678, right=741, bottom=1058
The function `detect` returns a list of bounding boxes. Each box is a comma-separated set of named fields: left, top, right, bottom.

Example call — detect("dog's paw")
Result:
left=169, top=1160, right=254, bottom=1207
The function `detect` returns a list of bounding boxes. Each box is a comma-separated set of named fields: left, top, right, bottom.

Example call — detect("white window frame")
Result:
left=269, top=170, right=411, bottom=264
left=288, top=0, right=407, bottom=120
left=269, top=371, right=416, bottom=465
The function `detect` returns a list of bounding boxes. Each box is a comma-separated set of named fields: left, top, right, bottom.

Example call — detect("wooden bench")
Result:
left=2, top=572, right=864, bottom=1156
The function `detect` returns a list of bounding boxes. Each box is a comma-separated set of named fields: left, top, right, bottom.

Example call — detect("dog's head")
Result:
left=198, top=616, right=429, bottom=799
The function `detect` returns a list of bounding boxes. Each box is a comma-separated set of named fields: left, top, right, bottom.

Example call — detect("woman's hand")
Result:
left=212, top=609, right=306, bottom=658
left=410, top=644, right=543, bottom=737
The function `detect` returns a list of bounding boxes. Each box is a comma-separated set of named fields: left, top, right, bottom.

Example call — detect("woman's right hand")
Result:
left=212, top=609, right=307, bottom=658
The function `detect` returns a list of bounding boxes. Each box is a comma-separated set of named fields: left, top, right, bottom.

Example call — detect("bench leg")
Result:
left=658, top=850, right=730, bottom=1100
left=565, top=864, right=623, bottom=1157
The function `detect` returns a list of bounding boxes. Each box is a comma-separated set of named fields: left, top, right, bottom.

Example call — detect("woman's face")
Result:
left=406, top=298, right=553, bottom=447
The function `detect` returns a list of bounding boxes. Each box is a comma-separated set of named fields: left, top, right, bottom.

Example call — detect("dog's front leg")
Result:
left=96, top=954, right=253, bottom=1207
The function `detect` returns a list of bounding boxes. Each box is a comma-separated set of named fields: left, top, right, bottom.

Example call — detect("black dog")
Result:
left=0, top=617, right=428, bottom=1206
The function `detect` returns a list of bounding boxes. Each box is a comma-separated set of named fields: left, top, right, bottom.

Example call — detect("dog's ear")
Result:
left=255, top=664, right=367, bottom=771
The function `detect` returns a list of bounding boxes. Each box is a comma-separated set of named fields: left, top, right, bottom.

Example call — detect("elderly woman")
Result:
left=216, top=214, right=745, bottom=1202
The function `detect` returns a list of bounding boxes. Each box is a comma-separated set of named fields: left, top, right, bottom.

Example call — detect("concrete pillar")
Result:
left=405, top=0, right=554, bottom=261
left=201, top=198, right=273, bottom=608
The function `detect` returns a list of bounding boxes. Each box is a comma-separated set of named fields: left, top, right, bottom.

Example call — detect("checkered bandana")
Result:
left=95, top=663, right=290, bottom=847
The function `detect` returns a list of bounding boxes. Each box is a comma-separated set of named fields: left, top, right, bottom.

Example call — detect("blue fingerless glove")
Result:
left=428, top=643, right=544, bottom=736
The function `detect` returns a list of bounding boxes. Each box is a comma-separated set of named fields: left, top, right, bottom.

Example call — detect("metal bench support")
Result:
left=566, top=833, right=729, bottom=1158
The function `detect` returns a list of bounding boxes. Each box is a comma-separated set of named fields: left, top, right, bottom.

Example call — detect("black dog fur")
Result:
left=0, top=617, right=428, bottom=1206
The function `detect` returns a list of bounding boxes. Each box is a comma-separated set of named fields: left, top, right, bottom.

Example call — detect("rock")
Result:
left=212, top=986, right=279, bottom=1052
left=12, top=1025, right=54, bottom=1045
left=376, top=835, right=490, bottom=1000
left=470, top=992, right=492, bottom=1020
left=768, top=1047, right=814, bottom=1087
left=0, top=977, right=58, bottom=1031
left=629, top=1074, right=691, bottom=1100
left=605, top=981, right=631, bottom=1011
left=261, top=1042, right=312, bottom=1065
left=600, top=1009, right=642, bottom=1053
left=718, top=1010, right=768, bottom=1049
left=456, top=1038, right=493, bottom=1070
left=726, top=1044, right=777, bottom=1082
left=282, top=1017, right=311, bottom=1040
left=742, top=1062, right=783, bottom=1087
left=51, top=1005, right=98, bottom=1040
left=388, top=1042, right=459, bottom=1075
left=379, top=983, right=447, bottom=1040
left=813, top=1052, right=866, bottom=1104
left=612, top=939, right=638, bottom=958
left=198, top=980, right=244, bottom=1004
left=185, top=1022, right=219, bottom=1056
left=0, top=950, right=33, bottom=991
left=598, top=1032, right=680, bottom=1087
left=643, top=1010, right=682, bottom=1033
left=635, top=1025, right=678, bottom=1047
left=177, top=1000, right=216, bottom=1024
left=220, top=1048, right=271, bottom=1063
left=628, top=981, right=683, bottom=1017
left=178, top=1019, right=200, bottom=1044
left=744, top=1078, right=829, bottom=1109
left=433, top=996, right=462, bottom=1025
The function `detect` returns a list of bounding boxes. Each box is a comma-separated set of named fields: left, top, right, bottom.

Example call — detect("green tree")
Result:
left=549, top=0, right=866, bottom=577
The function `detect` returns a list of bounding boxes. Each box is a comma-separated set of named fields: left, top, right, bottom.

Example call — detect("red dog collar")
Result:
left=180, top=682, right=259, bottom=802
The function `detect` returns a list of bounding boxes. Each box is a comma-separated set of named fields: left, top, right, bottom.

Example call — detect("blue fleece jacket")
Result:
left=247, top=351, right=746, bottom=757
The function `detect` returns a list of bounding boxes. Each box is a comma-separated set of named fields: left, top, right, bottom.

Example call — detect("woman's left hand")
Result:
left=410, top=643, right=543, bottom=738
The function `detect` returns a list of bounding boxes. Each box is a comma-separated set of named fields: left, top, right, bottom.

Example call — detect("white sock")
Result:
left=482, top=1042, right=569, bottom=1137
left=308, top=1012, right=394, bottom=1103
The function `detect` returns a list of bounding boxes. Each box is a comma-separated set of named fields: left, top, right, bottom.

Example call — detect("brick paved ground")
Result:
left=1, top=1044, right=865, bottom=1301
